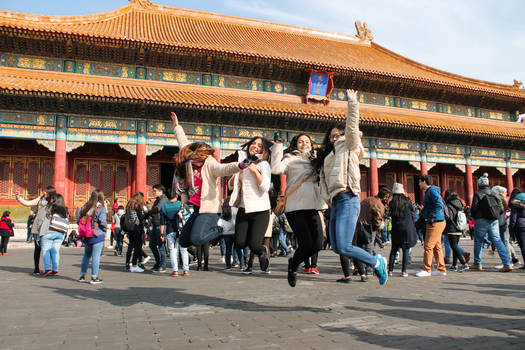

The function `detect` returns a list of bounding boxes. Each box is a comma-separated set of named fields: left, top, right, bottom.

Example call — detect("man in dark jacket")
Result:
left=146, top=184, right=169, bottom=273
left=470, top=173, right=512, bottom=272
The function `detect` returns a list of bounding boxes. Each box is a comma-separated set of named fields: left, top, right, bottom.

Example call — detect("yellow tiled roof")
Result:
left=0, top=0, right=524, bottom=100
left=1, top=66, right=523, bottom=141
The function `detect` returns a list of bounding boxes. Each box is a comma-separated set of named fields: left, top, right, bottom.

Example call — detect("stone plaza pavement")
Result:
left=0, top=240, right=524, bottom=350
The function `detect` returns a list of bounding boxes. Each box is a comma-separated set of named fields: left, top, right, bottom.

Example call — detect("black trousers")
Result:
left=353, top=223, right=376, bottom=275
left=126, top=232, right=143, bottom=266
left=196, top=242, right=209, bottom=267
left=0, top=235, right=10, bottom=253
left=340, top=255, right=351, bottom=277
left=447, top=234, right=466, bottom=266
left=235, top=208, right=269, bottom=256
left=34, top=238, right=41, bottom=271
left=286, top=210, right=324, bottom=272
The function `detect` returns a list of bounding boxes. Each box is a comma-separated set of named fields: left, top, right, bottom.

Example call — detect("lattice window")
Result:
left=76, top=164, right=87, bottom=196
left=0, top=160, right=9, bottom=197
left=90, top=163, right=100, bottom=191
left=102, top=164, right=114, bottom=199
left=42, top=161, right=54, bottom=190
left=27, top=161, right=40, bottom=196
left=13, top=161, right=25, bottom=195
left=147, top=165, right=160, bottom=199
left=407, top=176, right=415, bottom=202
left=116, top=166, right=128, bottom=197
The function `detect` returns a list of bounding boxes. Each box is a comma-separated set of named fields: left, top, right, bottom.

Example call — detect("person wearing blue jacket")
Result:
left=416, top=175, right=447, bottom=277
left=78, top=189, right=107, bottom=285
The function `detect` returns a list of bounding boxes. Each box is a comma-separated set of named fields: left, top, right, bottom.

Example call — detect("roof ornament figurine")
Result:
left=355, top=21, right=373, bottom=42
left=129, top=0, right=153, bottom=9
left=513, top=80, right=523, bottom=89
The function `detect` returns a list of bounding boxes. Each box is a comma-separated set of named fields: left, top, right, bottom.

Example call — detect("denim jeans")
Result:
left=329, top=191, right=378, bottom=268
left=81, top=240, right=104, bottom=277
left=279, top=227, right=290, bottom=254
left=114, top=227, right=123, bottom=255
left=149, top=226, right=167, bottom=269
left=233, top=245, right=249, bottom=266
left=443, top=234, right=465, bottom=261
left=41, top=232, right=64, bottom=272
left=179, top=207, right=221, bottom=248
left=473, top=218, right=511, bottom=267
left=166, top=232, right=189, bottom=272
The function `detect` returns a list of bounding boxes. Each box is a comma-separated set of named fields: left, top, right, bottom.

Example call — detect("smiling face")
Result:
left=329, top=128, right=344, bottom=144
left=297, top=135, right=312, bottom=153
left=248, top=137, right=263, bottom=156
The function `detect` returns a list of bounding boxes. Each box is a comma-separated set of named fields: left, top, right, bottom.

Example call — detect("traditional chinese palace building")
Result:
left=1, top=0, right=524, bottom=218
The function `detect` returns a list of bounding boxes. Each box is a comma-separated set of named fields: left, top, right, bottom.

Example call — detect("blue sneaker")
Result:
left=375, top=255, right=388, bottom=286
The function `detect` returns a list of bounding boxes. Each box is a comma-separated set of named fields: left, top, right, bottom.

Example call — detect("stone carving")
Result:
left=355, top=21, right=373, bottom=42
left=129, top=0, right=153, bottom=9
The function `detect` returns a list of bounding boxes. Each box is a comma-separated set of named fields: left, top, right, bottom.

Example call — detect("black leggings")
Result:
left=0, top=235, right=10, bottom=253
left=515, top=229, right=525, bottom=265
left=196, top=242, right=209, bottom=267
left=340, top=255, right=351, bottom=278
left=235, top=209, right=269, bottom=256
left=388, top=243, right=409, bottom=273
left=127, top=233, right=143, bottom=266
left=34, top=239, right=41, bottom=271
left=448, top=234, right=466, bottom=266
left=304, top=253, right=318, bottom=269
left=286, top=210, right=324, bottom=272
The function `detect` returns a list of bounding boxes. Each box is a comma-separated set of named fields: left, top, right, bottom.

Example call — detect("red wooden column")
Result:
left=135, top=121, right=147, bottom=195
left=505, top=167, right=514, bottom=195
left=369, top=157, right=378, bottom=196
left=465, top=164, right=474, bottom=206
left=439, top=166, right=448, bottom=195
left=54, top=116, right=67, bottom=197
left=419, top=161, right=428, bottom=204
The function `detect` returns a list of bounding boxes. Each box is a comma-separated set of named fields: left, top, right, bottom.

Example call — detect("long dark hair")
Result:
left=389, top=193, right=411, bottom=218
left=80, top=189, right=104, bottom=217
left=1, top=210, right=9, bottom=217
left=241, top=136, right=272, bottom=163
left=174, top=142, right=215, bottom=179
left=285, top=133, right=315, bottom=154
left=509, top=187, right=521, bottom=207
left=311, top=124, right=345, bottom=172
left=44, top=186, right=56, bottom=201
left=50, top=194, right=68, bottom=218
left=444, top=190, right=465, bottom=206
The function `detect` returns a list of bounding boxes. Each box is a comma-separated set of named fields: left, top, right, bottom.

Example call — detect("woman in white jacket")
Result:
left=271, top=134, right=325, bottom=287
left=229, top=136, right=273, bottom=273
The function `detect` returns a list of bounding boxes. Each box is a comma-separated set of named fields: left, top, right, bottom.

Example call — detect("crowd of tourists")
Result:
left=5, top=89, right=525, bottom=287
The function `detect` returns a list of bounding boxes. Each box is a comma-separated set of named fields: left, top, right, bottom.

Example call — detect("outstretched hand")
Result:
left=346, top=89, right=358, bottom=102
left=170, top=112, right=179, bottom=126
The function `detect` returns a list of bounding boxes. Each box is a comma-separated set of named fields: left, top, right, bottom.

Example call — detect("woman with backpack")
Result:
left=0, top=211, right=14, bottom=255
left=78, top=189, right=107, bottom=284
left=170, top=112, right=248, bottom=249
left=270, top=133, right=325, bottom=286
left=40, top=194, right=69, bottom=276
left=124, top=193, right=147, bottom=273
left=443, top=190, right=469, bottom=272
left=387, top=183, right=417, bottom=277
left=16, top=186, right=56, bottom=275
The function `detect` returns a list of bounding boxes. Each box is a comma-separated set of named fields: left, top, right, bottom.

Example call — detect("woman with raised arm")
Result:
left=314, top=89, right=388, bottom=286
left=16, top=186, right=56, bottom=275
left=170, top=112, right=247, bottom=248
left=271, top=134, right=325, bottom=286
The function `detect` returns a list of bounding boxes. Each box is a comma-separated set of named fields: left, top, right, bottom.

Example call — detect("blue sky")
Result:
left=1, top=0, right=524, bottom=87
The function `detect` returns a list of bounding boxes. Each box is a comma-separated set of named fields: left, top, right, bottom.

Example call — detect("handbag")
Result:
left=272, top=171, right=315, bottom=216
left=49, top=214, right=69, bottom=234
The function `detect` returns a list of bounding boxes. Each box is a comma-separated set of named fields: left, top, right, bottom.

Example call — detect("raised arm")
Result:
left=171, top=112, right=190, bottom=148
left=270, top=143, right=291, bottom=175
left=344, top=89, right=361, bottom=152
left=16, top=194, right=41, bottom=207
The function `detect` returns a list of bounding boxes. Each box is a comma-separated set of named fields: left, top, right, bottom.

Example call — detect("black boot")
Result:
left=287, top=258, right=296, bottom=288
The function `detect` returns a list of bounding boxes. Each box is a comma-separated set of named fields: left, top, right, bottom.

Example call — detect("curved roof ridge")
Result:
left=372, top=43, right=517, bottom=90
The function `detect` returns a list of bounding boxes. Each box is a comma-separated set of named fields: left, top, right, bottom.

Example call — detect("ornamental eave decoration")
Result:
left=305, top=69, right=337, bottom=105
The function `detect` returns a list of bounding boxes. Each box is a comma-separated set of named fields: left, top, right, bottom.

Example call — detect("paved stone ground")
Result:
left=1, top=240, right=524, bottom=350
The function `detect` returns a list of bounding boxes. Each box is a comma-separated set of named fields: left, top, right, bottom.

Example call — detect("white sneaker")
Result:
left=142, top=256, right=151, bottom=265
left=107, top=245, right=114, bottom=249
left=415, top=270, right=431, bottom=277
left=431, top=270, right=447, bottom=276
left=494, top=264, right=503, bottom=269
left=130, top=265, right=144, bottom=273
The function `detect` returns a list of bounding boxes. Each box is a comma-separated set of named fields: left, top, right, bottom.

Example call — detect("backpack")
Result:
left=78, top=216, right=93, bottom=238
left=455, top=211, right=468, bottom=232
left=121, top=210, right=138, bottom=233
left=479, top=193, right=502, bottom=220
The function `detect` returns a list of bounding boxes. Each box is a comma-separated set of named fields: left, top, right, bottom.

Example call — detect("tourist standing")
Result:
left=78, top=189, right=107, bottom=284
left=415, top=175, right=447, bottom=277
left=125, top=193, right=147, bottom=273
left=113, top=205, right=125, bottom=256
left=160, top=193, right=190, bottom=277
left=509, top=189, right=525, bottom=268
left=40, top=194, right=69, bottom=276
left=26, top=210, right=35, bottom=243
left=443, top=190, right=469, bottom=272
left=146, top=184, right=169, bottom=273
left=16, top=186, right=56, bottom=275
left=470, top=173, right=512, bottom=272
left=0, top=211, right=14, bottom=255
left=314, top=89, right=388, bottom=286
